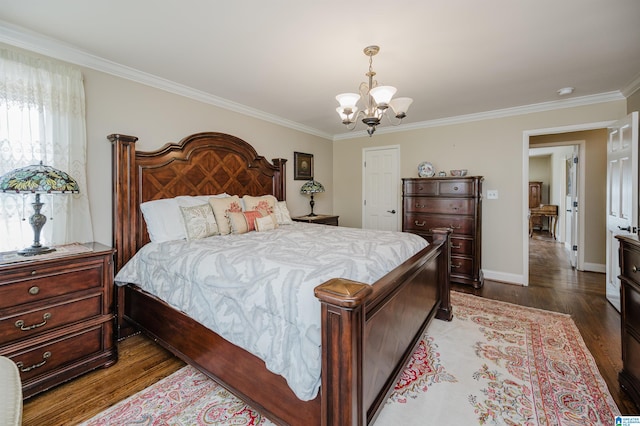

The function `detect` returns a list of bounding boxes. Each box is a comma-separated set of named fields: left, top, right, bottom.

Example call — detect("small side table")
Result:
left=292, top=214, right=339, bottom=226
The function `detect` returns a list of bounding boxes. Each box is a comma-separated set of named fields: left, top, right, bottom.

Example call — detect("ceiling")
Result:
left=1, top=0, right=639, bottom=140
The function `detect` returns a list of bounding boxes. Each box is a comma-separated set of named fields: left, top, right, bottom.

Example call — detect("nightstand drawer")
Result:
left=0, top=261, right=104, bottom=309
left=0, top=294, right=103, bottom=345
left=6, top=325, right=105, bottom=382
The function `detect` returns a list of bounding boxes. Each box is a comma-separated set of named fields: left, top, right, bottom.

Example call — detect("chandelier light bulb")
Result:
left=389, top=97, right=413, bottom=118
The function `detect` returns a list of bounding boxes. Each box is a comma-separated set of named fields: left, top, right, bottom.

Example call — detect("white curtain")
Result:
left=0, top=47, right=93, bottom=251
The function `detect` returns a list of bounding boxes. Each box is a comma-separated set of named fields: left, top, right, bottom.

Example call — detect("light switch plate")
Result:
left=487, top=189, right=499, bottom=199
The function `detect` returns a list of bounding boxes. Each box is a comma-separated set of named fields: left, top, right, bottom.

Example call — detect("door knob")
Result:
left=387, top=210, right=396, bottom=214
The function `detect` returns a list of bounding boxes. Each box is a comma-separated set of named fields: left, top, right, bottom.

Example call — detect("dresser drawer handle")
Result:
left=28, top=286, right=40, bottom=295
left=414, top=220, right=426, bottom=227
left=415, top=204, right=425, bottom=208
left=453, top=186, right=459, bottom=191
left=449, top=224, right=461, bottom=229
left=15, top=313, right=52, bottom=331
left=16, top=351, right=51, bottom=373
left=451, top=244, right=461, bottom=249
left=451, top=264, right=462, bottom=269
left=633, top=266, right=638, bottom=273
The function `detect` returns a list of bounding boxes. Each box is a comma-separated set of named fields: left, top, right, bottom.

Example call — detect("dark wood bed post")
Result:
left=315, top=279, right=373, bottom=426
left=108, top=133, right=139, bottom=272
left=432, top=228, right=453, bottom=321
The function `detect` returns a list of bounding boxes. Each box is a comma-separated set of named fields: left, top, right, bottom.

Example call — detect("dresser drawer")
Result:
left=6, top=325, right=106, bottom=382
left=451, top=237, right=474, bottom=256
left=403, top=180, right=438, bottom=196
left=405, top=197, right=474, bottom=215
left=621, top=246, right=640, bottom=287
left=0, top=262, right=104, bottom=309
left=623, top=279, right=640, bottom=335
left=438, top=180, right=475, bottom=196
left=404, top=214, right=475, bottom=236
left=0, top=294, right=102, bottom=345
left=451, top=256, right=474, bottom=276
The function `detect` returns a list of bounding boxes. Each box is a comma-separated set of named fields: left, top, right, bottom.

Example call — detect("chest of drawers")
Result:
left=0, top=243, right=117, bottom=398
left=616, top=235, right=640, bottom=410
left=402, top=176, right=483, bottom=288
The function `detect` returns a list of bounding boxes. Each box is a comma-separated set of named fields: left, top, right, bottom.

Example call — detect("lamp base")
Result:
left=18, top=245, right=56, bottom=256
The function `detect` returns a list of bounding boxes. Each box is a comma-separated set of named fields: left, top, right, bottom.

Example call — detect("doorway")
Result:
left=522, top=121, right=613, bottom=285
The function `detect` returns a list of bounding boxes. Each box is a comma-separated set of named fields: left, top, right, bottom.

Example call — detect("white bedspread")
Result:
left=114, top=223, right=428, bottom=401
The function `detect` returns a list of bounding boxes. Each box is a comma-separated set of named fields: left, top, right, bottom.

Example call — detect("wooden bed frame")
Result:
left=109, top=132, right=452, bottom=425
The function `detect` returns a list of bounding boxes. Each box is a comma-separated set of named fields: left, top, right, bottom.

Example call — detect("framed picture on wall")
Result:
left=294, top=152, right=313, bottom=180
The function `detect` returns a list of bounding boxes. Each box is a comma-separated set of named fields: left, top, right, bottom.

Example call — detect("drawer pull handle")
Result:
left=31, top=270, right=37, bottom=275
left=633, top=266, right=638, bottom=273
left=16, top=351, right=51, bottom=373
left=449, top=224, right=461, bottom=229
left=15, top=313, right=52, bottom=331
left=453, top=186, right=459, bottom=191
left=28, top=286, right=40, bottom=295
left=451, top=244, right=461, bottom=249
left=452, top=264, right=462, bottom=269
left=414, top=220, right=426, bottom=227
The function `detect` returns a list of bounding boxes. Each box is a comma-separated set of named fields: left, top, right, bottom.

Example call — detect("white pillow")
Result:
left=140, top=194, right=230, bottom=242
left=274, top=201, right=293, bottom=225
left=140, top=198, right=184, bottom=243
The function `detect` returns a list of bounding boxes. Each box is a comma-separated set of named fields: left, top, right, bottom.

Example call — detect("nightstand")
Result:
left=292, top=214, right=339, bottom=226
left=0, top=242, right=117, bottom=398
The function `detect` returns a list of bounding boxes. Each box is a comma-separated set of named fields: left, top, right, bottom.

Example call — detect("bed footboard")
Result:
left=314, top=228, right=451, bottom=425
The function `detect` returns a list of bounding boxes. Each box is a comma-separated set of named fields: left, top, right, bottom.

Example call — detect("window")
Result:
left=0, top=48, right=93, bottom=252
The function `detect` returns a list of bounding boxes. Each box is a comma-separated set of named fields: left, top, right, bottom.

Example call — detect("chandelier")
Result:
left=336, top=45, right=413, bottom=137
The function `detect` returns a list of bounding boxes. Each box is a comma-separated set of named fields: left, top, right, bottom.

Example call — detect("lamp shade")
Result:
left=0, top=162, right=79, bottom=194
left=300, top=180, right=325, bottom=194
left=369, top=85, right=397, bottom=106
left=335, top=93, right=361, bottom=110
left=389, top=97, right=414, bottom=118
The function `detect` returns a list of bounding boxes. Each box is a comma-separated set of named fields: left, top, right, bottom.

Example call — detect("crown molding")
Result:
left=0, top=20, right=629, bottom=143
left=333, top=91, right=626, bottom=141
left=622, top=71, right=640, bottom=97
left=0, top=20, right=333, bottom=141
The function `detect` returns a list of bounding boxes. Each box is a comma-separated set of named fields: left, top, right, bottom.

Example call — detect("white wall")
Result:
left=333, top=102, right=626, bottom=284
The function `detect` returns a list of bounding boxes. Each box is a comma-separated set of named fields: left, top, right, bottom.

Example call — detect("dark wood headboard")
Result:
left=109, top=132, right=287, bottom=272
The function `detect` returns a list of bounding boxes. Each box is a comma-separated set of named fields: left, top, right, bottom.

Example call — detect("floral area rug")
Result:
left=81, top=292, right=620, bottom=425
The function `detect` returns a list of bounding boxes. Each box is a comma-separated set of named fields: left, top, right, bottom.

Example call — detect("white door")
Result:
left=606, top=111, right=639, bottom=311
left=363, top=146, right=400, bottom=231
left=568, top=147, right=579, bottom=268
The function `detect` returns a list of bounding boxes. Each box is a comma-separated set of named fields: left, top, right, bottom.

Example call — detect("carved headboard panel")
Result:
left=109, top=132, right=287, bottom=271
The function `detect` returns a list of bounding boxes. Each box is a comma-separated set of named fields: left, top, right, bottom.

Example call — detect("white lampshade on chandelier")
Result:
left=336, top=45, right=413, bottom=136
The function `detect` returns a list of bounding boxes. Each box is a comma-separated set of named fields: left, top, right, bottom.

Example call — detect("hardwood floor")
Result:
left=21, top=232, right=638, bottom=424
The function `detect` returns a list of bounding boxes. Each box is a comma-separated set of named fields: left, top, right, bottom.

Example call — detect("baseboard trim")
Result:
left=482, top=270, right=526, bottom=286
left=582, top=262, right=606, bottom=273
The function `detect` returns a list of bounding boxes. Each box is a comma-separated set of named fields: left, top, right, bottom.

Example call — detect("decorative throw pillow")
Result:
left=228, top=210, right=266, bottom=234
left=274, top=200, right=293, bottom=225
left=243, top=195, right=277, bottom=213
left=209, top=195, right=243, bottom=235
left=255, top=215, right=277, bottom=232
left=179, top=204, right=219, bottom=240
